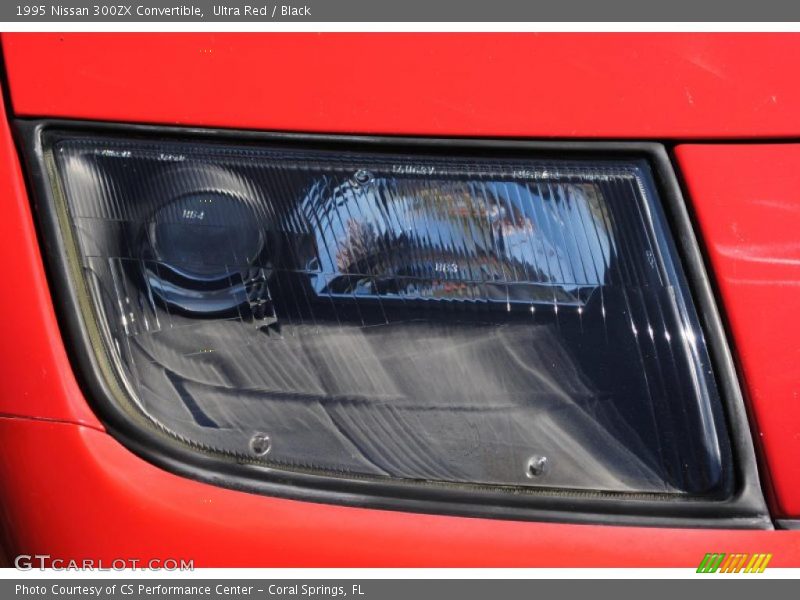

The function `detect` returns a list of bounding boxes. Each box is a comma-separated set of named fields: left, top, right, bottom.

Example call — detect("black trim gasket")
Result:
left=14, top=118, right=771, bottom=529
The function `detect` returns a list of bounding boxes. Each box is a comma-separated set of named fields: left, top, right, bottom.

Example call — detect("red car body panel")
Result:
left=676, top=145, right=800, bottom=518
left=1, top=32, right=800, bottom=567
left=3, top=416, right=800, bottom=568
left=4, top=33, right=800, bottom=139
left=0, top=84, right=101, bottom=430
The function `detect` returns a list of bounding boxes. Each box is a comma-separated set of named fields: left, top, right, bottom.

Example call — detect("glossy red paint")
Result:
left=676, top=145, right=800, bottom=518
left=0, top=74, right=101, bottom=429
left=4, top=33, right=800, bottom=139
left=2, top=416, right=800, bottom=567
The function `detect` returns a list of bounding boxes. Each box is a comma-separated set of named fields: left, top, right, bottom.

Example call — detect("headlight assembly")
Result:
left=20, top=123, right=768, bottom=526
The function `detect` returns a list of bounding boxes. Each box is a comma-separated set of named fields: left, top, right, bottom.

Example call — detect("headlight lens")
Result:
left=46, top=134, right=731, bottom=497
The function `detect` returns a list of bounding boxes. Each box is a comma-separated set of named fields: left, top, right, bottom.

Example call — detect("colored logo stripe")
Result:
left=697, top=553, right=772, bottom=573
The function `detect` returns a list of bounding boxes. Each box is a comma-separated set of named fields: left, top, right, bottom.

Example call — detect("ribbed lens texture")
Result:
left=53, top=137, right=730, bottom=495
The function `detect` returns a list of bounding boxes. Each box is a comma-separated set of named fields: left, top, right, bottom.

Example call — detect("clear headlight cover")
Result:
left=47, top=135, right=731, bottom=496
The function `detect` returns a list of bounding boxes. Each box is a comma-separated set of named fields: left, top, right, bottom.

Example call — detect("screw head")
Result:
left=249, top=432, right=272, bottom=456
left=352, top=169, right=373, bottom=186
left=526, top=455, right=549, bottom=478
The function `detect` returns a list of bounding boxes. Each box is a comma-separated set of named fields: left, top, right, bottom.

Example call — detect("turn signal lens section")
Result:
left=49, top=135, right=731, bottom=497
